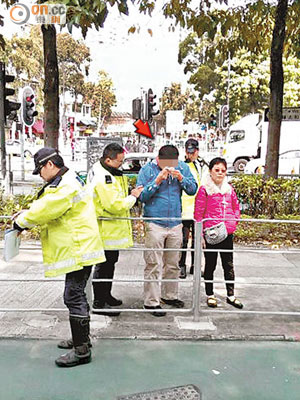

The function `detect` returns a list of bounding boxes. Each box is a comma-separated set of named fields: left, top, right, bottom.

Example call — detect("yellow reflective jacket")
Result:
left=16, top=169, right=105, bottom=277
left=181, top=160, right=206, bottom=220
left=87, top=160, right=136, bottom=249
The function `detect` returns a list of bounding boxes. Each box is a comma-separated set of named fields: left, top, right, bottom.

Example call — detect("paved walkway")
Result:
left=1, top=242, right=300, bottom=399
left=0, top=242, right=300, bottom=341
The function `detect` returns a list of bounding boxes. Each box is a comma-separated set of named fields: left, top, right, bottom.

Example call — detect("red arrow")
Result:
left=133, top=119, right=154, bottom=139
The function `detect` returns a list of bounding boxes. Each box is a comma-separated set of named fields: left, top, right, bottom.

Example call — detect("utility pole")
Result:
left=227, top=51, right=231, bottom=109
left=0, top=62, right=6, bottom=181
left=96, top=94, right=102, bottom=136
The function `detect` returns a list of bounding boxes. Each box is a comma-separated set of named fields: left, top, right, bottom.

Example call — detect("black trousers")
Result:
left=179, top=220, right=195, bottom=268
left=92, top=250, right=119, bottom=304
left=64, top=266, right=92, bottom=317
left=204, top=234, right=235, bottom=297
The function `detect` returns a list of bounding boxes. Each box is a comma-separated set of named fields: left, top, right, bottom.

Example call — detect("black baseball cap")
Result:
left=185, top=138, right=199, bottom=153
left=32, top=147, right=61, bottom=175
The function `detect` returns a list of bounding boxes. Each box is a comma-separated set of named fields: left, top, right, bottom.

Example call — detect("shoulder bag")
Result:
left=204, top=194, right=228, bottom=245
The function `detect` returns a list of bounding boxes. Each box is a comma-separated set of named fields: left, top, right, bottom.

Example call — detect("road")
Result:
left=6, top=147, right=221, bottom=195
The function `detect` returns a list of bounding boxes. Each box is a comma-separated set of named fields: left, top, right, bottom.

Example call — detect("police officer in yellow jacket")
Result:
left=180, top=139, right=208, bottom=278
left=14, top=148, right=105, bottom=368
left=87, top=143, right=143, bottom=315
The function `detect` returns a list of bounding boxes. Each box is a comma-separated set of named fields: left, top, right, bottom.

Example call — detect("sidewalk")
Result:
left=0, top=242, right=300, bottom=342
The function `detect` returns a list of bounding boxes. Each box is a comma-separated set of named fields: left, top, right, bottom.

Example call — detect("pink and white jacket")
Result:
left=194, top=174, right=240, bottom=234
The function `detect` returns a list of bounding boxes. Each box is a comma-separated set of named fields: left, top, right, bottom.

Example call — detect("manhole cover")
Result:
left=117, top=384, right=201, bottom=399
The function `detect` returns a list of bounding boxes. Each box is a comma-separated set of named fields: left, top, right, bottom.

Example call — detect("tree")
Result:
left=0, top=26, right=44, bottom=113
left=170, top=1, right=300, bottom=177
left=179, top=33, right=270, bottom=122
left=60, top=0, right=299, bottom=177
left=0, top=27, right=95, bottom=123
left=3, top=0, right=298, bottom=168
left=160, top=83, right=205, bottom=125
left=180, top=31, right=300, bottom=124
left=57, top=32, right=90, bottom=141
left=42, top=24, right=59, bottom=147
left=83, top=70, right=116, bottom=127
left=57, top=32, right=90, bottom=97
left=266, top=0, right=287, bottom=178
left=0, top=0, right=200, bottom=147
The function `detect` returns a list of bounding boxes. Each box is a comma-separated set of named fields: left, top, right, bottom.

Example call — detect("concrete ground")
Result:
left=0, top=242, right=300, bottom=341
left=1, top=242, right=300, bottom=400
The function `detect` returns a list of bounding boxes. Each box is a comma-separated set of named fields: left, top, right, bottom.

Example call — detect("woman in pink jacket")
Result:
left=194, top=157, right=243, bottom=309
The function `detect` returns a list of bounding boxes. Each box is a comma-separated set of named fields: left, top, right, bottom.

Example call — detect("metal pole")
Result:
left=21, top=123, right=25, bottom=181
left=0, top=62, right=6, bottom=182
left=227, top=51, right=231, bottom=108
left=193, top=221, right=203, bottom=322
left=8, top=153, right=13, bottom=195
left=96, top=94, right=102, bottom=136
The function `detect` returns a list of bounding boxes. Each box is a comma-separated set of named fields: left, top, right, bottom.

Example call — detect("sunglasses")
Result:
left=214, top=168, right=227, bottom=173
left=37, top=162, right=48, bottom=174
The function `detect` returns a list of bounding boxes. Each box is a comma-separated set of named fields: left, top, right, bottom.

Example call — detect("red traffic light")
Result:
left=22, top=86, right=38, bottom=127
left=148, top=93, right=156, bottom=105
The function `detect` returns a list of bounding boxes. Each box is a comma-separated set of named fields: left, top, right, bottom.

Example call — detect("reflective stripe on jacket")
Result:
left=87, top=161, right=136, bottom=249
left=16, top=170, right=105, bottom=277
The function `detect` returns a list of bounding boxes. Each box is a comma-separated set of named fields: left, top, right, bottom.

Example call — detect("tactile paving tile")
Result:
left=117, top=384, right=201, bottom=399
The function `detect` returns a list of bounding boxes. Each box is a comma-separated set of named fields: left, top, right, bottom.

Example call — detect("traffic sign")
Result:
left=282, top=107, right=300, bottom=121
left=264, top=107, right=300, bottom=121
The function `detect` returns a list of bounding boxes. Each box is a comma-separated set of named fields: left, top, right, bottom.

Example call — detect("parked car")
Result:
left=122, top=152, right=156, bottom=174
left=6, top=140, right=34, bottom=157
left=244, top=149, right=300, bottom=175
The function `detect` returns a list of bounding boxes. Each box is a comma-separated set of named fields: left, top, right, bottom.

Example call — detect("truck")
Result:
left=222, top=112, right=300, bottom=172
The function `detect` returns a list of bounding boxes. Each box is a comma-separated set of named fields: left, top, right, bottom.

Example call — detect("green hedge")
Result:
left=231, top=175, right=300, bottom=246
left=0, top=189, right=40, bottom=238
left=231, top=175, right=300, bottom=217
left=1, top=176, right=299, bottom=246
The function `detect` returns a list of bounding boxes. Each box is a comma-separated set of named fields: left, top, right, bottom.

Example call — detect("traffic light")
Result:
left=264, top=107, right=269, bottom=122
left=221, top=105, right=229, bottom=129
left=21, top=86, right=38, bottom=127
left=132, top=98, right=141, bottom=120
left=209, top=114, right=217, bottom=127
left=147, top=88, right=159, bottom=122
left=0, top=64, right=21, bottom=124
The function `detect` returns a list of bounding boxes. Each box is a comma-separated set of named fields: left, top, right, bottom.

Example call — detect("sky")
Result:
left=83, top=2, right=188, bottom=112
left=0, top=1, right=189, bottom=113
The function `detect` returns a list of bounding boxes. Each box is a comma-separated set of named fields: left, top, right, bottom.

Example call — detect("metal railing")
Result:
left=0, top=215, right=300, bottom=320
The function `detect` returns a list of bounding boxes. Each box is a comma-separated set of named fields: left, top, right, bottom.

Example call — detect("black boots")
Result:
left=57, top=338, right=92, bottom=350
left=57, top=317, right=92, bottom=350
left=92, top=300, right=121, bottom=316
left=55, top=316, right=91, bottom=368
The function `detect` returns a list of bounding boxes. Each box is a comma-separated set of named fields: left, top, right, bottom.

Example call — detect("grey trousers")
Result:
left=144, top=222, right=182, bottom=307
